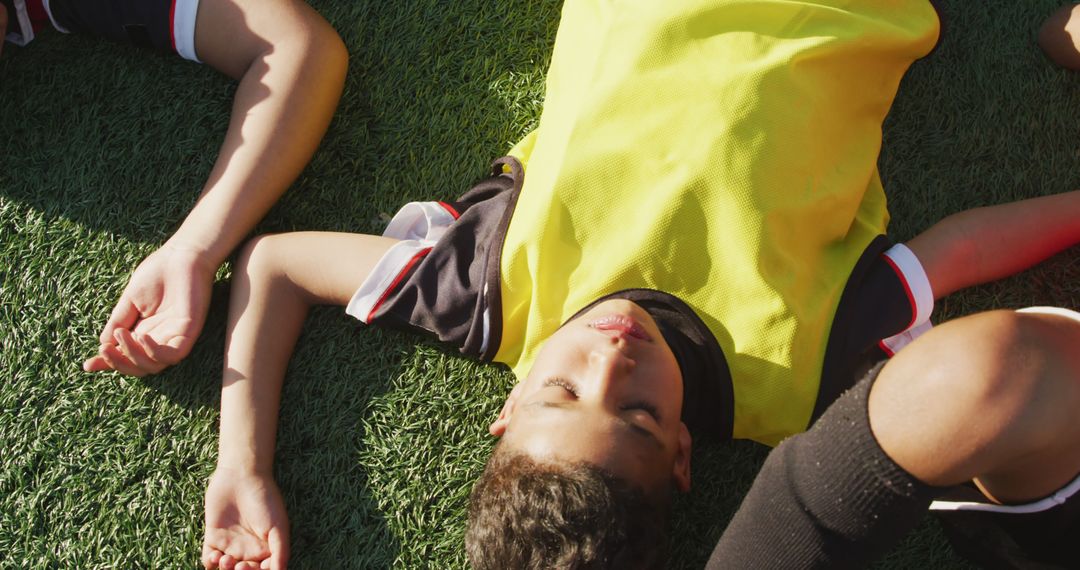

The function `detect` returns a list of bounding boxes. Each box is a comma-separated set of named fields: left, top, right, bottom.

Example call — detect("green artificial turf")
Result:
left=1, top=1, right=1077, bottom=568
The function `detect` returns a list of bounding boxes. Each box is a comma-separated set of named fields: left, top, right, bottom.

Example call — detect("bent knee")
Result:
left=869, top=310, right=1080, bottom=484
left=883, top=310, right=1065, bottom=410
left=266, top=3, right=348, bottom=74
left=301, top=13, right=348, bottom=69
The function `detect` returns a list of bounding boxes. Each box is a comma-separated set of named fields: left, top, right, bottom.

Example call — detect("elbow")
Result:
left=319, top=26, right=349, bottom=84
left=236, top=234, right=284, bottom=288
left=286, top=11, right=349, bottom=91
left=236, top=234, right=274, bottom=280
left=301, top=19, right=348, bottom=84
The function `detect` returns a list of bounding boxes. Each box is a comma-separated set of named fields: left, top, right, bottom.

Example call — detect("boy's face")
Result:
left=489, top=299, right=692, bottom=492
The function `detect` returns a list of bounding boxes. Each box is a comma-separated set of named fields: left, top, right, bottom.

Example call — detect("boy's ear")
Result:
left=488, top=383, right=525, bottom=437
left=672, top=422, right=692, bottom=492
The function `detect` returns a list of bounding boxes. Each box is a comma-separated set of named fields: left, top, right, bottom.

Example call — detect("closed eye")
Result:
left=622, top=400, right=660, bottom=422
left=544, top=377, right=579, bottom=397
left=545, top=379, right=660, bottom=420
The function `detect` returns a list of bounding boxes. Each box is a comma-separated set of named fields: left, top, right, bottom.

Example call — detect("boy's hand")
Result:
left=203, top=468, right=290, bottom=570
left=83, top=244, right=216, bottom=376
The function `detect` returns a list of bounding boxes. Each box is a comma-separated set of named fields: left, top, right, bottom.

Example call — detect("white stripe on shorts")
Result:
left=41, top=0, right=70, bottom=34
left=173, top=0, right=201, bottom=62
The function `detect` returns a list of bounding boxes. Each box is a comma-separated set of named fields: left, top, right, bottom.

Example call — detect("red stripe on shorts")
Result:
left=168, top=0, right=178, bottom=52
left=366, top=247, right=433, bottom=322
left=882, top=254, right=916, bottom=331
left=438, top=201, right=461, bottom=220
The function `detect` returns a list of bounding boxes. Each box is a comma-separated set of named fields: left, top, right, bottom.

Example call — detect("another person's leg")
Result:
left=709, top=309, right=1080, bottom=569
left=869, top=309, right=1080, bottom=505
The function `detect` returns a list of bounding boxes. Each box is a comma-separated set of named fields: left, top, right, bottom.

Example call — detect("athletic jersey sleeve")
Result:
left=813, top=238, right=936, bottom=424
left=345, top=157, right=524, bottom=361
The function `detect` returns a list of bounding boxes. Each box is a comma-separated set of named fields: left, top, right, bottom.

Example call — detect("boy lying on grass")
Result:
left=201, top=2, right=1080, bottom=569
left=1, top=0, right=348, bottom=380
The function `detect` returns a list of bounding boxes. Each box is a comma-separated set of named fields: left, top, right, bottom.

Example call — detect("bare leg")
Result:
left=870, top=309, right=1080, bottom=503
left=709, top=309, right=1080, bottom=568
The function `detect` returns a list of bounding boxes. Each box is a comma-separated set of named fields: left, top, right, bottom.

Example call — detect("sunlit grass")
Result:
left=1, top=1, right=1076, bottom=567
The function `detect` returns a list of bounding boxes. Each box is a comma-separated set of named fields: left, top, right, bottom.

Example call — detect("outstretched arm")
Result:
left=906, top=189, right=1080, bottom=300
left=84, top=0, right=348, bottom=376
left=202, top=231, right=396, bottom=570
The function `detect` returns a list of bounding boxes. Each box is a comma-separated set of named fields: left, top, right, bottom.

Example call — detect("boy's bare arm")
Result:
left=202, top=231, right=397, bottom=570
left=85, top=0, right=348, bottom=377
left=907, top=189, right=1080, bottom=299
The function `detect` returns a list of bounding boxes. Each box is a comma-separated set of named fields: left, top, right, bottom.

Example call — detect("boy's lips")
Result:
left=588, top=315, right=652, bottom=341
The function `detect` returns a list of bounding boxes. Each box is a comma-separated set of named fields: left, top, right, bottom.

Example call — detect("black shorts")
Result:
left=48, top=0, right=201, bottom=61
left=932, top=476, right=1080, bottom=569
left=811, top=238, right=935, bottom=424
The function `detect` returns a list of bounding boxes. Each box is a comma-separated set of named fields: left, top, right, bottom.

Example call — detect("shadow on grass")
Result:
left=0, top=0, right=562, bottom=245
left=0, top=2, right=563, bottom=564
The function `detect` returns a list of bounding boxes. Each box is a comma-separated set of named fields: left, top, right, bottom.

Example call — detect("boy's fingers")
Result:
left=114, top=329, right=164, bottom=375
left=99, top=344, right=145, bottom=377
left=202, top=543, right=223, bottom=569
left=262, top=554, right=286, bottom=570
left=100, top=296, right=141, bottom=344
left=267, top=527, right=289, bottom=570
left=137, top=323, right=193, bottom=365
left=138, top=333, right=173, bottom=366
left=218, top=532, right=271, bottom=564
left=82, top=354, right=112, bottom=372
left=219, top=554, right=237, bottom=570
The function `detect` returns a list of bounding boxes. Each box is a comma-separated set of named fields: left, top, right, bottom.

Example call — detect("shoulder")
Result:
left=356, top=158, right=525, bottom=361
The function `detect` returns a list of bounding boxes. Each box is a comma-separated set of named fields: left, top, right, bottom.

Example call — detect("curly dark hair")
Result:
left=465, top=445, right=671, bottom=569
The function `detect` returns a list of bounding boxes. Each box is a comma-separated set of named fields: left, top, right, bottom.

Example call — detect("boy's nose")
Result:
left=586, top=346, right=636, bottom=394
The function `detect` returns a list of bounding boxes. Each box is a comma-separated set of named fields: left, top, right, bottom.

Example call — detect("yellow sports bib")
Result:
left=496, top=0, right=939, bottom=445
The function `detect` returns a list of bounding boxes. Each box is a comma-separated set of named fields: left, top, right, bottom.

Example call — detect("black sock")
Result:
left=706, top=363, right=943, bottom=569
